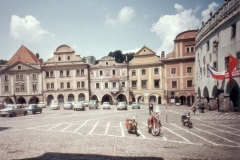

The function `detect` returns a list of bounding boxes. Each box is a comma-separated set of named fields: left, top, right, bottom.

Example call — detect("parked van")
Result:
left=88, top=100, right=98, bottom=109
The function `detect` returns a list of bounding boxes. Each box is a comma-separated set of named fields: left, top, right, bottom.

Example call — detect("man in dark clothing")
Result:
left=149, top=102, right=153, bottom=115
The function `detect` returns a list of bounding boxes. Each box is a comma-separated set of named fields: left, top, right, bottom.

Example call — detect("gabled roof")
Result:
left=135, top=45, right=156, bottom=56
left=7, top=45, right=40, bottom=65
left=1, top=61, right=40, bottom=72
left=109, top=76, right=119, bottom=81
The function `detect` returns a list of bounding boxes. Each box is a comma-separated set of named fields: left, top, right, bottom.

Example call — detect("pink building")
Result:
left=162, top=30, right=198, bottom=106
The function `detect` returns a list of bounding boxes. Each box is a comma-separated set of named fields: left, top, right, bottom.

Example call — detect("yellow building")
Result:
left=129, top=46, right=165, bottom=104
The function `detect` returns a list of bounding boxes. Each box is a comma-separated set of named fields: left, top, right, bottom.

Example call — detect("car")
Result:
left=82, top=101, right=89, bottom=107
left=37, top=102, right=46, bottom=108
left=50, top=100, right=60, bottom=110
left=131, top=102, right=140, bottom=109
left=73, top=101, right=85, bottom=111
left=0, top=104, right=27, bottom=117
left=117, top=102, right=127, bottom=110
left=102, top=102, right=110, bottom=109
left=25, top=104, right=42, bottom=114
left=63, top=101, right=72, bottom=110
left=89, top=100, right=98, bottom=109
left=0, top=102, right=5, bottom=109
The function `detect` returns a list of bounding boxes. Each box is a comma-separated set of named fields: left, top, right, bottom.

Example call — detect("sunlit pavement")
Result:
left=0, top=104, right=240, bottom=159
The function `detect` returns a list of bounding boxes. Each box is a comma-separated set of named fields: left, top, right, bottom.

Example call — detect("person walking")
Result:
left=191, top=104, right=196, bottom=115
left=149, top=102, right=153, bottom=115
left=201, top=102, right=204, bottom=113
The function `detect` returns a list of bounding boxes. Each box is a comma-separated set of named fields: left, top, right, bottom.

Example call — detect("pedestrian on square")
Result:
left=149, top=102, right=153, bottom=115
left=201, top=102, right=204, bottom=113
left=191, top=104, right=196, bottom=115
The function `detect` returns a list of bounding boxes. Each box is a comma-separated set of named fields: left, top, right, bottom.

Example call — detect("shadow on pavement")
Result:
left=21, top=152, right=164, bottom=160
left=0, top=127, right=11, bottom=132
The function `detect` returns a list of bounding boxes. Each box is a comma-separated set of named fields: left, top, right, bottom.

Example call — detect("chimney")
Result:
left=161, top=51, right=165, bottom=59
left=36, top=53, right=39, bottom=59
left=209, top=11, right=212, bottom=17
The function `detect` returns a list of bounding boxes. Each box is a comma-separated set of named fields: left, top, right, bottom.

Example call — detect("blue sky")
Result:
left=0, top=0, right=223, bottom=61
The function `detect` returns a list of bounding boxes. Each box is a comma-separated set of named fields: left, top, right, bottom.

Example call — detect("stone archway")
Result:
left=116, top=94, right=127, bottom=103
left=47, top=95, right=54, bottom=105
left=29, top=96, right=39, bottom=104
left=3, top=97, right=14, bottom=104
left=58, top=94, right=64, bottom=103
left=158, top=96, right=161, bottom=104
left=226, top=80, right=240, bottom=111
left=179, top=96, right=186, bottom=105
left=16, top=96, right=26, bottom=104
left=149, top=95, right=156, bottom=103
left=68, top=94, right=75, bottom=102
left=78, top=93, right=85, bottom=101
left=137, top=96, right=144, bottom=103
left=91, top=95, right=98, bottom=101
left=101, top=94, right=113, bottom=105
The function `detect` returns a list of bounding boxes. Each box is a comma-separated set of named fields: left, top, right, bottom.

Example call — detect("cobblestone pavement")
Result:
left=0, top=104, right=240, bottom=159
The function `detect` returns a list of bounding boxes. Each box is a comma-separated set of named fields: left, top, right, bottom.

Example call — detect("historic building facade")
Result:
left=128, top=46, right=165, bottom=104
left=162, top=30, right=197, bottom=106
left=195, top=0, right=240, bottom=111
left=41, top=45, right=90, bottom=105
left=0, top=45, right=42, bottom=104
left=89, top=56, right=129, bottom=105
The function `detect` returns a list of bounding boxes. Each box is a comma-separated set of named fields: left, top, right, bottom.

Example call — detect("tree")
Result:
left=0, top=59, right=7, bottom=65
left=108, top=50, right=135, bottom=63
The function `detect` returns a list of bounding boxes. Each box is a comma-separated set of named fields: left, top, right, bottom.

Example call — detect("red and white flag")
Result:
left=208, top=65, right=225, bottom=80
left=228, top=53, right=239, bottom=83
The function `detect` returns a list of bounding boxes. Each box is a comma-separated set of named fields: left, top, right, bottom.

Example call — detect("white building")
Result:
left=195, top=0, right=240, bottom=111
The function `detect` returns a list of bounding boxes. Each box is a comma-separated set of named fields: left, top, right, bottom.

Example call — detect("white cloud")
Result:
left=174, top=4, right=183, bottom=11
left=201, top=2, right=219, bottom=22
left=10, top=15, right=49, bottom=41
left=123, top=47, right=140, bottom=54
left=105, top=7, right=135, bottom=25
left=151, top=4, right=200, bottom=55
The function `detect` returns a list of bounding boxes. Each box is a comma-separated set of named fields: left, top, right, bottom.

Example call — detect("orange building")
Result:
left=162, top=30, right=198, bottom=106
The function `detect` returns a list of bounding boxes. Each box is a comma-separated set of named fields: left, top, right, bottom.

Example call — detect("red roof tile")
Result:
left=7, top=45, right=40, bottom=65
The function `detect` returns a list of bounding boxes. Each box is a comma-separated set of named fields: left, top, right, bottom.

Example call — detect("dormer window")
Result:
left=106, top=62, right=108, bottom=65
left=18, top=66, right=21, bottom=70
left=67, top=56, right=70, bottom=60
left=58, top=57, right=61, bottom=61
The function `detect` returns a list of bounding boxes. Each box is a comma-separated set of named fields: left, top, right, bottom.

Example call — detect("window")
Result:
left=100, top=71, right=102, bottom=76
left=18, top=65, right=21, bottom=70
left=132, top=70, right=136, bottom=76
left=112, top=70, right=115, bottom=75
left=142, top=69, right=146, bottom=75
left=187, top=67, right=192, bottom=73
left=67, top=82, right=70, bottom=88
left=225, top=56, right=229, bottom=72
left=67, top=56, right=70, bottom=60
left=213, top=41, right=218, bottom=53
left=171, top=68, right=176, bottom=74
left=122, top=82, right=125, bottom=87
left=20, top=74, right=23, bottom=80
left=21, top=84, right=25, bottom=91
left=5, top=85, right=8, bottom=91
left=213, top=62, right=217, bottom=70
left=207, top=41, right=210, bottom=51
left=47, top=83, right=50, bottom=89
left=33, top=84, right=37, bottom=90
left=106, top=62, right=108, bottom=65
left=51, top=83, right=54, bottom=89
left=113, top=82, right=116, bottom=88
left=50, top=71, right=54, bottom=77
left=81, top=69, right=84, bottom=75
left=105, top=83, right=108, bottom=88
left=132, top=81, right=137, bottom=88
left=4, top=75, right=8, bottom=81
left=154, top=68, right=158, bottom=75
left=237, top=52, right=240, bottom=69
left=60, top=71, right=63, bottom=77
left=96, top=83, right=99, bottom=89
left=61, top=83, right=64, bottom=89
left=16, top=75, right=19, bottom=80
left=66, top=70, right=70, bottom=76
left=191, top=47, right=194, bottom=52
left=142, top=80, right=147, bottom=88
left=187, top=80, right=192, bottom=87
left=16, top=85, right=20, bottom=91
left=81, top=82, right=85, bottom=88
left=58, top=57, right=61, bottom=61
left=16, top=74, right=23, bottom=80
left=77, top=82, right=80, bottom=88
left=46, top=71, right=49, bottom=77
left=172, top=81, right=177, bottom=88
left=76, top=70, right=79, bottom=76
left=33, top=74, right=36, bottom=80
left=187, top=48, right=189, bottom=53
left=231, top=23, right=236, bottom=38
left=154, top=80, right=159, bottom=88
left=207, top=65, right=210, bottom=77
